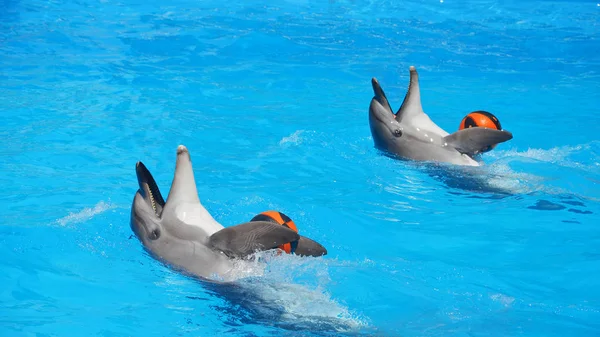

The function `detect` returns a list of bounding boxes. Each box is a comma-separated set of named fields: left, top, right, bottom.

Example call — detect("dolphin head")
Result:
left=368, top=77, right=411, bottom=155
left=368, top=71, right=473, bottom=163
left=130, top=161, right=165, bottom=246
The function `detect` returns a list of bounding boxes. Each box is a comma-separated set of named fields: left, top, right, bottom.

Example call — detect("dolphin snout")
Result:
left=177, top=145, right=188, bottom=154
left=369, top=99, right=394, bottom=123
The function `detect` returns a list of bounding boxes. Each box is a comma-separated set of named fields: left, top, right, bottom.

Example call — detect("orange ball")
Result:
left=458, top=111, right=503, bottom=153
left=250, top=210, right=299, bottom=254
left=459, top=110, right=502, bottom=131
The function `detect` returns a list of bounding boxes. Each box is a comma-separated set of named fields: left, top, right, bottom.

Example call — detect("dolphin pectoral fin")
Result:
left=294, top=236, right=327, bottom=257
left=208, top=221, right=300, bottom=259
left=444, top=127, right=513, bottom=155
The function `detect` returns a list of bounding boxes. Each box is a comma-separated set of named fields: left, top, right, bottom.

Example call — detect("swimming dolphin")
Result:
left=130, top=145, right=327, bottom=282
left=368, top=66, right=513, bottom=166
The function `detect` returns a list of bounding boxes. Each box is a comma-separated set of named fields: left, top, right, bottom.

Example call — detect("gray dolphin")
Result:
left=368, top=66, right=513, bottom=166
left=130, top=145, right=327, bottom=282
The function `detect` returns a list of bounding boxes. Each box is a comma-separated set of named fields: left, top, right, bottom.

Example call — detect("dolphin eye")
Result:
left=148, top=228, right=161, bottom=240
left=394, top=129, right=403, bottom=137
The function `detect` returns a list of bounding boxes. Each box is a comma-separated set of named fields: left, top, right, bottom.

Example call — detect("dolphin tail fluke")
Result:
left=395, top=66, right=424, bottom=122
left=444, top=127, right=513, bottom=156
left=163, top=145, right=201, bottom=215
left=208, top=221, right=300, bottom=259
left=295, top=236, right=327, bottom=257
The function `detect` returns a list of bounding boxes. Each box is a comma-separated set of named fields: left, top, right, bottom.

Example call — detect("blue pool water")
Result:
left=2, top=0, right=599, bottom=336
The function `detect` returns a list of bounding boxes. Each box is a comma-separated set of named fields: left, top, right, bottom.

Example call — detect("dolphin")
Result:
left=130, top=145, right=327, bottom=282
left=368, top=66, right=513, bottom=166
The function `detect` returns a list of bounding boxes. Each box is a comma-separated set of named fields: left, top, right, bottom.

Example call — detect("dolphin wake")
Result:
left=201, top=250, right=371, bottom=334
left=485, top=141, right=600, bottom=199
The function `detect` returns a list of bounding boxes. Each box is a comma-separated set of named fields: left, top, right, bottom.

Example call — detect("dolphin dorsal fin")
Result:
left=163, top=145, right=201, bottom=213
left=396, top=66, right=424, bottom=123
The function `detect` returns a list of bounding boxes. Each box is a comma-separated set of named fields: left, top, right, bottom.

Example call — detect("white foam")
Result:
left=490, top=293, right=515, bottom=307
left=489, top=142, right=598, bottom=171
left=279, top=130, right=306, bottom=146
left=485, top=161, right=546, bottom=194
left=220, top=251, right=370, bottom=331
left=498, top=147, right=568, bottom=162
left=481, top=142, right=599, bottom=194
left=56, top=201, right=115, bottom=226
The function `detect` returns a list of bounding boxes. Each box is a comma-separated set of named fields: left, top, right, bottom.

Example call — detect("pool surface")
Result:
left=1, top=0, right=599, bottom=336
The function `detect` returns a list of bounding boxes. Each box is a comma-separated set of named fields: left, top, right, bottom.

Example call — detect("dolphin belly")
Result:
left=387, top=140, right=480, bottom=166
left=147, top=237, right=239, bottom=280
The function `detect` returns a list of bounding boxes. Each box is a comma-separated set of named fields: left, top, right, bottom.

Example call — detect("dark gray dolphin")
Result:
left=130, top=145, right=327, bottom=282
left=369, top=66, right=513, bottom=166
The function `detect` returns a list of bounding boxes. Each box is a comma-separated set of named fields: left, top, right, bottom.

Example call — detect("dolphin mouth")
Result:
left=370, top=78, right=396, bottom=123
left=136, top=161, right=165, bottom=217
left=370, top=101, right=390, bottom=123
left=371, top=78, right=394, bottom=112
left=370, top=97, right=397, bottom=126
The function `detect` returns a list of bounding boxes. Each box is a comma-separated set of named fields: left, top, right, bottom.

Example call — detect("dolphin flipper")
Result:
left=444, top=127, right=513, bottom=156
left=208, top=221, right=300, bottom=259
left=295, top=236, right=327, bottom=257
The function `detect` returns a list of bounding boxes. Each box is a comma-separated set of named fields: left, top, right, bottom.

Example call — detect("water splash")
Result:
left=279, top=130, right=307, bottom=146
left=490, top=293, right=515, bottom=307
left=490, top=142, right=600, bottom=171
left=486, top=141, right=600, bottom=200
left=203, top=251, right=370, bottom=334
left=55, top=201, right=115, bottom=226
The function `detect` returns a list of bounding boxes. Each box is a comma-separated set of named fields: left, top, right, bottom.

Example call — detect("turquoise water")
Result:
left=2, top=0, right=599, bottom=336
